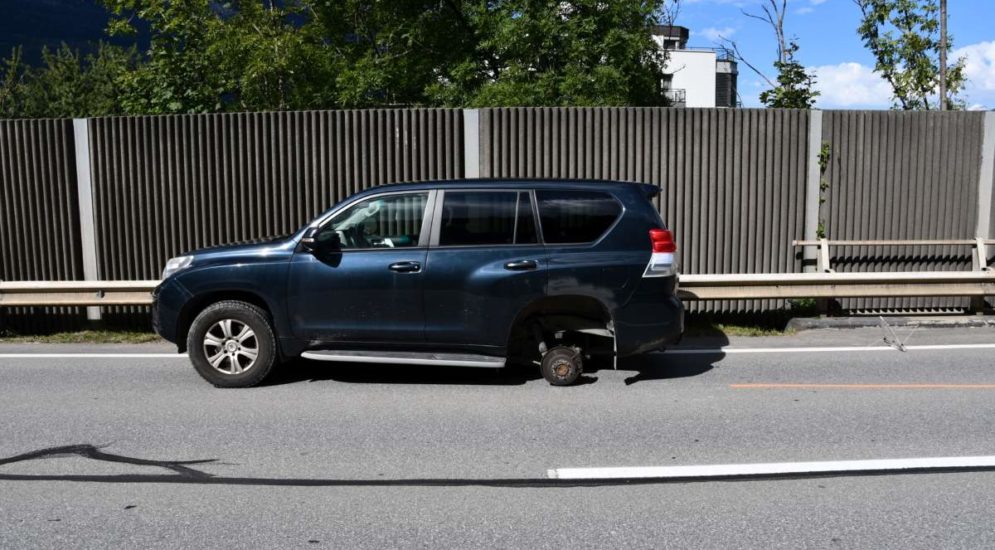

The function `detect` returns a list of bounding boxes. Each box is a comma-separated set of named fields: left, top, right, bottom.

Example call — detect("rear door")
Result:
left=422, top=190, right=546, bottom=351
left=536, top=189, right=632, bottom=301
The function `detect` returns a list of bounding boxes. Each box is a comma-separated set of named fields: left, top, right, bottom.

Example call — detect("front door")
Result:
left=286, top=191, right=433, bottom=345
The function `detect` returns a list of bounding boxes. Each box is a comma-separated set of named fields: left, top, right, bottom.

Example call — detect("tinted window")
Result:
left=440, top=192, right=516, bottom=246
left=536, top=190, right=621, bottom=244
left=317, top=192, right=427, bottom=249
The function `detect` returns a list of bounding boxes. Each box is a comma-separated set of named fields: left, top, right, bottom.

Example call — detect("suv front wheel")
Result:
left=186, top=300, right=278, bottom=388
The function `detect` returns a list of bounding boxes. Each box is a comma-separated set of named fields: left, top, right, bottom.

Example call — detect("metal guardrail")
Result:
left=677, top=272, right=995, bottom=300
left=0, top=281, right=160, bottom=307
left=793, top=239, right=995, bottom=273
left=3, top=272, right=995, bottom=306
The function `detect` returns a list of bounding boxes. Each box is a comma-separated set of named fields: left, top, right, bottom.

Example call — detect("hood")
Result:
left=187, top=234, right=294, bottom=256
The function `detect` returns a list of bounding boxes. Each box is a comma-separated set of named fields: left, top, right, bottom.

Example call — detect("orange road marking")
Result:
left=731, top=383, right=995, bottom=389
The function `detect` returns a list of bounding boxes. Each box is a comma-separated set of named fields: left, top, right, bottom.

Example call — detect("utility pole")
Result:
left=939, top=0, right=947, bottom=110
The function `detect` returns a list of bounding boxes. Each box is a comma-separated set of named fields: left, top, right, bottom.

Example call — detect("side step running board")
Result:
left=300, top=350, right=506, bottom=369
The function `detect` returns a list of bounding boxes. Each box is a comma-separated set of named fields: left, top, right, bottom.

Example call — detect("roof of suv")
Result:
left=348, top=178, right=659, bottom=199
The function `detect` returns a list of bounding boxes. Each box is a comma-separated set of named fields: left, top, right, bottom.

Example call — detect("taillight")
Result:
left=644, top=228, right=677, bottom=277
left=649, top=229, right=676, bottom=253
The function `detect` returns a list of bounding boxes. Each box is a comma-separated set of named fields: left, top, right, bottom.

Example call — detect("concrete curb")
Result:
left=787, top=316, right=995, bottom=331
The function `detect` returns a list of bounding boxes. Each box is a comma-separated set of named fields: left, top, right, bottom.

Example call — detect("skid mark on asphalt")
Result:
left=0, top=444, right=216, bottom=479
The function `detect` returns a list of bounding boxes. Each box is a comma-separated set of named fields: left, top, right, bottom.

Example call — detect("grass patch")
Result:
left=684, top=309, right=809, bottom=338
left=0, top=330, right=163, bottom=345
left=683, top=321, right=795, bottom=338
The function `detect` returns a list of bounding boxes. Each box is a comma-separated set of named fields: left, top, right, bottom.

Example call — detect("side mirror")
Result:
left=301, top=227, right=339, bottom=252
left=301, top=227, right=318, bottom=251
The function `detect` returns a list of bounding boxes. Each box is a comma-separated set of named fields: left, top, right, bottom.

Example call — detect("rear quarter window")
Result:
left=536, top=190, right=622, bottom=244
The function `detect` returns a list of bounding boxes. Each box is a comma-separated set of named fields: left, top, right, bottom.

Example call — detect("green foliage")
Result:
left=856, top=0, right=966, bottom=110
left=431, top=1, right=669, bottom=107
left=816, top=141, right=830, bottom=238
left=0, top=43, right=133, bottom=118
left=789, top=298, right=818, bottom=314
left=3, top=0, right=672, bottom=117
left=758, top=41, right=818, bottom=109
left=311, top=1, right=477, bottom=108
left=0, top=48, right=26, bottom=118
left=104, top=0, right=232, bottom=114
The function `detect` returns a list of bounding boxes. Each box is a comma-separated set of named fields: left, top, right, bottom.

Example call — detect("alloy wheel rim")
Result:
left=203, top=319, right=258, bottom=375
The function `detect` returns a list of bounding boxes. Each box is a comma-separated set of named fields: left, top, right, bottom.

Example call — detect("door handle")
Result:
left=504, top=259, right=538, bottom=271
left=388, top=261, right=421, bottom=273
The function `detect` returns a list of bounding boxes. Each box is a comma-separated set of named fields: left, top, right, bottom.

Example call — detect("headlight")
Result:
left=161, top=255, right=194, bottom=279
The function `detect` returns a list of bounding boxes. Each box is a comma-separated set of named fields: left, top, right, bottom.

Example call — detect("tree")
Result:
left=759, top=40, right=819, bottom=108
left=0, top=48, right=26, bottom=119
left=309, top=0, right=476, bottom=108
left=0, top=43, right=133, bottom=119
left=207, top=1, right=333, bottom=111
left=725, top=0, right=818, bottom=109
left=855, top=0, right=966, bottom=110
left=427, top=0, right=670, bottom=107
left=3, top=0, right=674, bottom=117
left=20, top=43, right=134, bottom=118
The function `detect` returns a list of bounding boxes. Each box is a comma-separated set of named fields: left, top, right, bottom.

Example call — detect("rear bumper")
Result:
left=614, top=275, right=684, bottom=356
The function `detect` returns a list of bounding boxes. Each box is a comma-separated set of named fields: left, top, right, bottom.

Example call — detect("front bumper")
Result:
left=151, top=279, right=190, bottom=345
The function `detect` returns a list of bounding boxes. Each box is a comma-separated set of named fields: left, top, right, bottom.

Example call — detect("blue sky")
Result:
left=676, top=0, right=995, bottom=109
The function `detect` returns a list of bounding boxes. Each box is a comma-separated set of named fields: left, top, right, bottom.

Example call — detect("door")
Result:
left=423, top=190, right=547, bottom=350
left=286, top=191, right=433, bottom=344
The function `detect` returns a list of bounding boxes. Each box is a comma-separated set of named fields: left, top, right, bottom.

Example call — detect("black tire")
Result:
left=186, top=300, right=277, bottom=388
left=540, top=346, right=583, bottom=386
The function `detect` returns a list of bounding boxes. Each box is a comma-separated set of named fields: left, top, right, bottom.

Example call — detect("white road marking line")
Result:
left=547, top=456, right=995, bottom=480
left=665, top=343, right=995, bottom=354
left=0, top=353, right=186, bottom=359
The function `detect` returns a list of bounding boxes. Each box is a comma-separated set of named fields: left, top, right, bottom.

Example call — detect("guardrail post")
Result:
left=972, top=112, right=995, bottom=314
left=72, top=118, right=101, bottom=321
left=805, top=111, right=830, bottom=315
left=463, top=109, right=480, bottom=179
left=803, top=110, right=823, bottom=274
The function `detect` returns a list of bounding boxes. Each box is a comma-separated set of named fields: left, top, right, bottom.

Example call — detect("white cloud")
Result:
left=954, top=41, right=995, bottom=92
left=796, top=7, right=814, bottom=14
left=811, top=62, right=893, bottom=108
left=952, top=40, right=995, bottom=109
left=805, top=43, right=995, bottom=110
left=698, top=26, right=736, bottom=43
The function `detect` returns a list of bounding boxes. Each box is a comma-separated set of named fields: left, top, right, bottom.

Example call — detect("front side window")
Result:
left=439, top=191, right=539, bottom=247
left=316, top=192, right=427, bottom=249
left=536, top=190, right=622, bottom=244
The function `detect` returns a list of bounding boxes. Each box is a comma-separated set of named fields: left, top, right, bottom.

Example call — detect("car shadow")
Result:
left=263, top=358, right=544, bottom=387
left=617, top=351, right=723, bottom=385
left=618, top=327, right=729, bottom=385
left=263, top=345, right=723, bottom=388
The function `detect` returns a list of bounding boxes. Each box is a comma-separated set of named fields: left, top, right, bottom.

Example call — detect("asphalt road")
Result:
left=2, top=326, right=995, bottom=549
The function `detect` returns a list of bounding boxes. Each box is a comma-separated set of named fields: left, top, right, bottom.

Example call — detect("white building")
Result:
left=652, top=26, right=739, bottom=108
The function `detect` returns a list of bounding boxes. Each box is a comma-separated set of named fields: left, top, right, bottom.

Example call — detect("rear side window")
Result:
left=536, top=190, right=622, bottom=244
left=439, top=191, right=539, bottom=246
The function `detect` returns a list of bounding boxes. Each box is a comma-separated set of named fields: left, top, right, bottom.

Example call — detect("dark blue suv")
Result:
left=153, top=179, right=683, bottom=387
